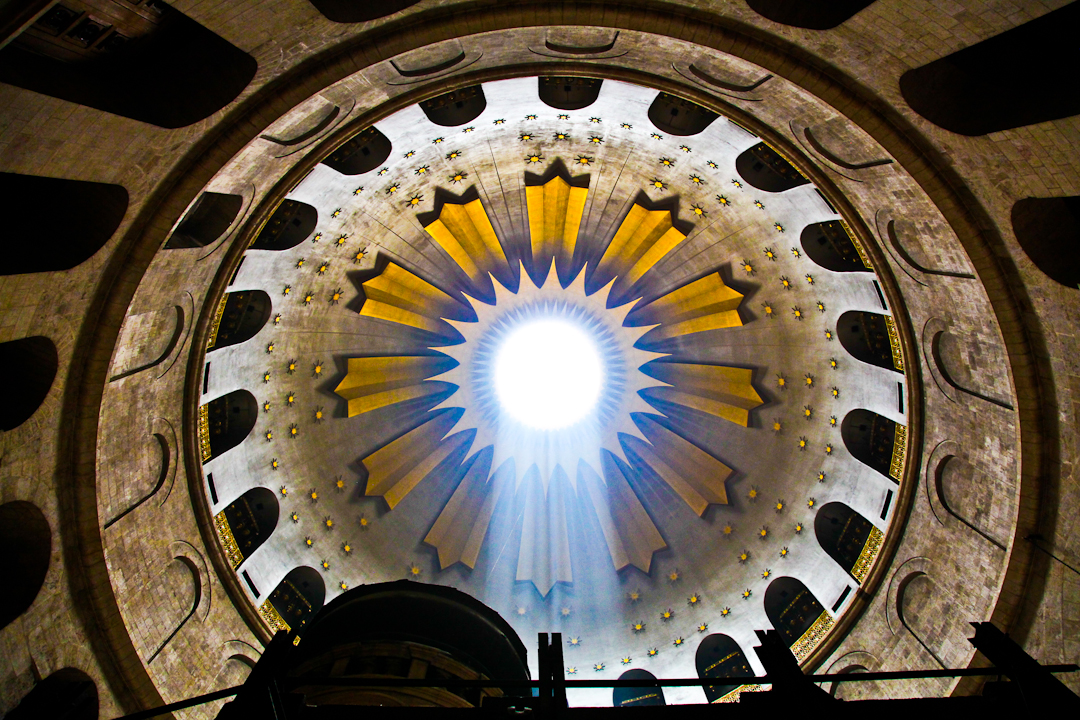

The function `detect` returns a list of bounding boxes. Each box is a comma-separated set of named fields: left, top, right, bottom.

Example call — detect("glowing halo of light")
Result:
left=493, top=317, right=604, bottom=430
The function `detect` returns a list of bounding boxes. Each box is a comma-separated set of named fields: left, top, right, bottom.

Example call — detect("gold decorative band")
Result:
left=206, top=295, right=228, bottom=350
left=838, top=218, right=873, bottom=270
left=889, top=422, right=907, bottom=482
left=214, top=511, right=244, bottom=569
left=198, top=403, right=212, bottom=463
left=884, top=314, right=904, bottom=371
left=715, top=684, right=762, bottom=703
left=851, top=526, right=884, bottom=584
left=791, top=611, right=835, bottom=663
left=259, top=599, right=291, bottom=634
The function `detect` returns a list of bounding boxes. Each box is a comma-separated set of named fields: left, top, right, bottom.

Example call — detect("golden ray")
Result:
left=360, top=261, right=460, bottom=335
left=526, top=175, right=588, bottom=275
left=645, top=364, right=762, bottom=426
left=633, top=272, right=744, bottom=341
left=333, top=356, right=444, bottom=416
left=580, top=460, right=666, bottom=573
left=424, top=455, right=506, bottom=570
left=516, top=470, right=572, bottom=596
left=597, top=203, right=687, bottom=288
left=361, top=413, right=470, bottom=509
left=627, top=416, right=732, bottom=516
left=424, top=198, right=509, bottom=287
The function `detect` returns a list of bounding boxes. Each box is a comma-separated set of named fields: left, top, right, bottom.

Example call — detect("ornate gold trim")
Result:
left=205, top=295, right=228, bottom=350
left=838, top=218, right=873, bottom=270
left=884, top=314, right=903, bottom=371
left=198, top=403, right=212, bottom=463
left=214, top=511, right=244, bottom=569
left=889, top=423, right=907, bottom=482
left=762, top=139, right=809, bottom=180
left=791, top=611, right=834, bottom=663
left=715, top=684, right=762, bottom=703
left=851, top=526, right=884, bottom=584
left=259, top=599, right=291, bottom=633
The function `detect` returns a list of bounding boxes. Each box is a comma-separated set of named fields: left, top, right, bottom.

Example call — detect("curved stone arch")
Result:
left=144, top=555, right=204, bottom=664
left=821, top=650, right=881, bottom=699
left=735, top=141, right=810, bottom=193
left=103, top=428, right=171, bottom=530
left=922, top=318, right=1014, bottom=410
left=745, top=0, right=877, bottom=30
left=169, top=540, right=214, bottom=623
left=647, top=91, right=719, bottom=136
left=895, top=570, right=946, bottom=668
left=0, top=336, right=58, bottom=432
left=884, top=556, right=932, bottom=636
left=108, top=304, right=187, bottom=382
left=0, top=501, right=51, bottom=632
left=874, top=211, right=976, bottom=284
left=925, top=443, right=1009, bottom=551
left=164, top=192, right=244, bottom=249
left=538, top=77, right=602, bottom=111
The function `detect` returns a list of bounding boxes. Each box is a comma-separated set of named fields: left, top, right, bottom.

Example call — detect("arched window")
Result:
left=250, top=199, right=318, bottom=250
left=201, top=390, right=258, bottom=463
left=647, top=92, right=719, bottom=136
left=165, top=192, right=243, bottom=249
left=0, top=171, right=127, bottom=275
left=265, top=566, right=325, bottom=637
left=0, top=1, right=256, bottom=129
left=538, top=77, right=602, bottom=111
left=613, top=668, right=665, bottom=707
left=323, top=127, right=392, bottom=176
left=837, top=310, right=902, bottom=372
left=735, top=142, right=810, bottom=192
left=815, top=502, right=880, bottom=583
left=764, top=577, right=827, bottom=648
left=0, top=501, right=51, bottom=631
left=695, top=634, right=754, bottom=703
left=1011, top=196, right=1080, bottom=289
left=207, top=290, right=272, bottom=351
left=899, top=3, right=1080, bottom=136
left=217, top=488, right=279, bottom=568
left=801, top=220, right=871, bottom=272
left=841, top=409, right=904, bottom=481
left=1, top=336, right=58, bottom=431
left=308, top=0, right=422, bottom=23
left=420, top=85, right=486, bottom=127
left=5, top=667, right=97, bottom=720
left=746, top=0, right=876, bottom=30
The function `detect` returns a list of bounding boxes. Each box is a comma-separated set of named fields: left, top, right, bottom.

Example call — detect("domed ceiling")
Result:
left=189, top=76, right=912, bottom=705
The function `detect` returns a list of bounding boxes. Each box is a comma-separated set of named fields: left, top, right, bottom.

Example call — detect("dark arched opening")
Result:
left=764, top=577, right=827, bottom=648
left=735, top=142, right=810, bottom=193
left=0, top=501, right=51, bottom=631
left=250, top=199, right=318, bottom=250
left=207, top=290, right=273, bottom=350
left=899, top=3, right=1080, bottom=136
left=420, top=85, right=487, bottom=127
left=695, top=634, right=754, bottom=703
left=746, top=0, right=876, bottom=30
left=647, top=92, right=719, bottom=136
left=613, top=668, right=665, bottom=707
left=219, top=487, right=279, bottom=568
left=815, top=502, right=878, bottom=583
left=203, top=390, right=259, bottom=462
left=6, top=667, right=97, bottom=720
left=0, top=172, right=127, bottom=275
left=538, top=77, right=602, bottom=111
left=0, top=2, right=256, bottom=129
left=308, top=0, right=422, bottom=23
left=801, top=220, right=870, bottom=272
left=1011, top=196, right=1080, bottom=289
left=165, top=192, right=243, bottom=249
left=0, top=336, right=58, bottom=431
left=838, top=310, right=901, bottom=372
left=323, top=126, right=393, bottom=175
left=267, top=566, right=326, bottom=637
left=842, top=409, right=902, bottom=481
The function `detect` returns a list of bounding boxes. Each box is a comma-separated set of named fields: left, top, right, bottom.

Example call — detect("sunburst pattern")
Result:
left=335, top=177, right=762, bottom=595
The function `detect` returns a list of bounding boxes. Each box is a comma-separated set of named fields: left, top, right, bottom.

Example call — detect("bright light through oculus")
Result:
left=494, top=319, right=603, bottom=430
